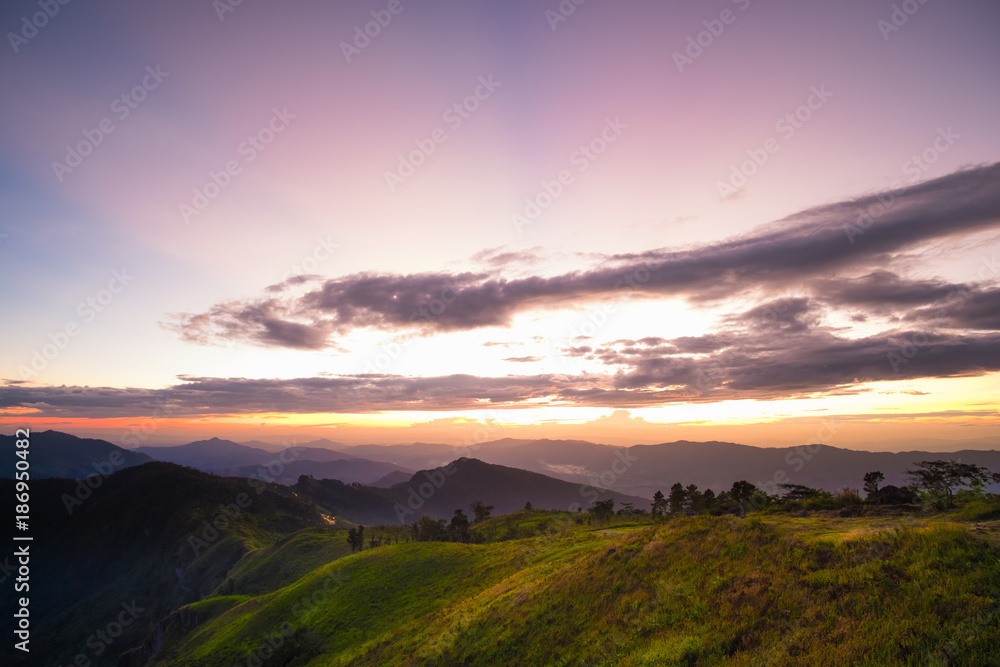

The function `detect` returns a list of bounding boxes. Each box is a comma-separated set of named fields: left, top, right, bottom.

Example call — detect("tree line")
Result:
left=586, top=459, right=1000, bottom=522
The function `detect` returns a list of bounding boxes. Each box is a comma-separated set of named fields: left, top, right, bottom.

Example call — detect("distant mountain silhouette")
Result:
left=386, top=457, right=648, bottom=521
left=137, top=437, right=275, bottom=469
left=292, top=457, right=648, bottom=524
left=0, top=429, right=153, bottom=478
left=370, top=469, right=414, bottom=488
left=215, top=457, right=412, bottom=486
left=459, top=439, right=1000, bottom=497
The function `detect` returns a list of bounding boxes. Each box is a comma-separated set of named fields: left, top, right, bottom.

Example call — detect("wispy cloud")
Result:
left=165, top=164, right=1000, bottom=350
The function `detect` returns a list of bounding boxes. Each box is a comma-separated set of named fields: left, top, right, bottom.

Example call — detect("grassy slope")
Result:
left=217, top=526, right=354, bottom=596
left=149, top=509, right=1000, bottom=666
left=2, top=463, right=324, bottom=666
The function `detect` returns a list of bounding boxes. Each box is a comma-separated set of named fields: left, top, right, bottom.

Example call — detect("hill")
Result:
left=386, top=457, right=650, bottom=519
left=136, top=437, right=275, bottom=469
left=289, top=458, right=649, bottom=525
left=0, top=462, right=324, bottom=667
left=453, top=438, right=1000, bottom=498
left=0, top=429, right=153, bottom=478
left=215, top=457, right=412, bottom=486
left=145, top=509, right=1000, bottom=665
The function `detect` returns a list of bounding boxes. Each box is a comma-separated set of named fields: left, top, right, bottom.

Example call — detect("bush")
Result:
left=835, top=487, right=863, bottom=507
left=959, top=497, right=1000, bottom=521
left=802, top=491, right=836, bottom=510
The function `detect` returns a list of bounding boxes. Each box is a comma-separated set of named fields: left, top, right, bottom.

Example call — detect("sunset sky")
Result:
left=1, top=0, right=999, bottom=450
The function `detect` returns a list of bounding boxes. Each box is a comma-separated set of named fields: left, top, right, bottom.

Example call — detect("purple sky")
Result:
left=1, top=0, right=999, bottom=448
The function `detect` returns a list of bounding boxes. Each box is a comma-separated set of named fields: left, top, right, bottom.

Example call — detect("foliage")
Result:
left=863, top=471, right=885, bottom=501
left=906, top=460, right=1000, bottom=508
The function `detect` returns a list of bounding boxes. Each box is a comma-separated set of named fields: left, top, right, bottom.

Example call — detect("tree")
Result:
left=415, top=516, right=446, bottom=541
left=346, top=525, right=365, bottom=552
left=651, top=490, right=668, bottom=518
left=449, top=509, right=470, bottom=542
left=863, top=471, right=885, bottom=502
left=906, top=460, right=1000, bottom=508
left=470, top=500, right=494, bottom=524
left=702, top=489, right=716, bottom=511
left=668, top=482, right=686, bottom=515
left=730, top=481, right=757, bottom=512
left=589, top=498, right=615, bottom=523
left=779, top=483, right=818, bottom=502
left=685, top=484, right=702, bottom=513
left=524, top=501, right=533, bottom=511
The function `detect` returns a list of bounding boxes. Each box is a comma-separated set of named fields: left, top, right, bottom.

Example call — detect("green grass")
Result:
left=217, top=526, right=354, bottom=595
left=149, top=511, right=1000, bottom=666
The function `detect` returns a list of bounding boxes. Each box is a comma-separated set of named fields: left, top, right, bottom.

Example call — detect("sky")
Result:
left=1, top=0, right=999, bottom=451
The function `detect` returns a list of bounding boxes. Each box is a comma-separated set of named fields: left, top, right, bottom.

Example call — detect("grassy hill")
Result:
left=0, top=462, right=325, bottom=667
left=146, top=507, right=1000, bottom=666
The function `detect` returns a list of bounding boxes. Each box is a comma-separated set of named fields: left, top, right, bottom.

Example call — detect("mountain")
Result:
left=238, top=438, right=352, bottom=456
left=452, top=438, right=1000, bottom=498
left=0, top=429, right=153, bottom=478
left=0, top=461, right=324, bottom=667
left=336, top=442, right=470, bottom=468
left=370, top=469, right=413, bottom=488
left=294, top=475, right=403, bottom=525
left=214, top=458, right=412, bottom=486
left=291, top=457, right=650, bottom=525
left=137, top=437, right=276, bottom=469
left=282, top=445, right=356, bottom=462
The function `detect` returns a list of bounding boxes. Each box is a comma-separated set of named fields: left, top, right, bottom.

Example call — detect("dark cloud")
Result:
left=166, top=164, right=1000, bottom=349
left=6, top=324, right=1000, bottom=418
left=903, top=288, right=1000, bottom=331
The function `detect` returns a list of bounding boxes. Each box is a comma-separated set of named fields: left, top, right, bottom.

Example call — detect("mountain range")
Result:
left=7, top=431, right=1000, bottom=497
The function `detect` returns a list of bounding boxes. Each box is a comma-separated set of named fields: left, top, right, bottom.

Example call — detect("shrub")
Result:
left=959, top=497, right=1000, bottom=521
left=835, top=487, right=863, bottom=507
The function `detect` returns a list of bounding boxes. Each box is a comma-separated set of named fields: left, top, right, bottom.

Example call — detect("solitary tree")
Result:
left=524, top=501, right=533, bottom=511
left=906, top=460, right=1000, bottom=508
left=863, top=471, right=885, bottom=503
left=470, top=500, right=494, bottom=524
